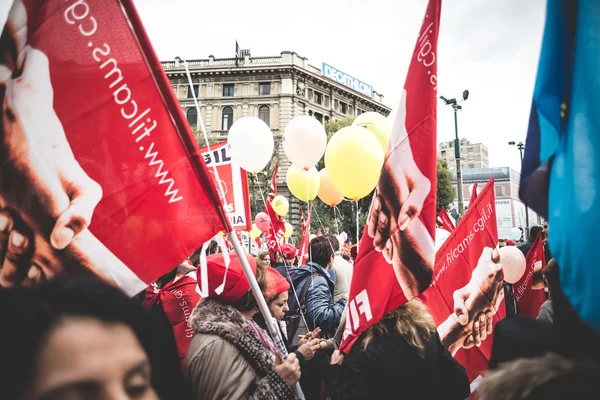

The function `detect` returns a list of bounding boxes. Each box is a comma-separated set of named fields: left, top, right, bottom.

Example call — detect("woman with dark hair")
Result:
left=324, top=299, right=470, bottom=400
left=184, top=252, right=300, bottom=399
left=0, top=277, right=187, bottom=400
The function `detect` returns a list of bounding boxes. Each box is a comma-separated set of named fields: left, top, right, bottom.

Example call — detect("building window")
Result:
left=441, top=150, right=446, bottom=157
left=469, top=163, right=475, bottom=169
left=495, top=185, right=504, bottom=197
left=223, top=84, right=235, bottom=97
left=222, top=106, right=233, bottom=130
left=314, top=112, right=323, bottom=124
left=468, top=147, right=474, bottom=153
left=259, top=105, right=270, bottom=125
left=324, top=95, right=330, bottom=108
left=449, top=142, right=454, bottom=148
left=307, top=89, right=313, bottom=101
left=357, top=109, right=363, bottom=116
left=314, top=91, right=323, bottom=105
left=259, top=82, right=271, bottom=95
left=187, top=84, right=199, bottom=98
left=186, top=108, right=197, bottom=127
left=340, top=102, right=348, bottom=114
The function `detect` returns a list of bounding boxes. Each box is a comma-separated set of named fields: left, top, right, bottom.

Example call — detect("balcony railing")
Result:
left=162, top=56, right=283, bottom=70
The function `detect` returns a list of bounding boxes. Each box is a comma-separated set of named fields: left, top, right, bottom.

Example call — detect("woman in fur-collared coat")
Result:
left=184, top=253, right=300, bottom=400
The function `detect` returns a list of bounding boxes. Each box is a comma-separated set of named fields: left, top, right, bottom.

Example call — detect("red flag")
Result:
left=421, top=179, right=505, bottom=393
left=143, top=272, right=201, bottom=366
left=471, top=183, right=479, bottom=202
left=439, top=207, right=455, bottom=232
left=200, top=142, right=252, bottom=231
left=298, top=205, right=312, bottom=264
left=0, top=0, right=228, bottom=295
left=340, top=0, right=441, bottom=352
left=264, top=167, right=285, bottom=258
left=514, top=233, right=547, bottom=318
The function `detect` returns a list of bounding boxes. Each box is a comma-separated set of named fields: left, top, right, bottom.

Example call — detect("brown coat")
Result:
left=184, top=298, right=295, bottom=400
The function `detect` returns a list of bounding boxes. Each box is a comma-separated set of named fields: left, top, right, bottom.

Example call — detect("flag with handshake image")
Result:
left=0, top=0, right=229, bottom=295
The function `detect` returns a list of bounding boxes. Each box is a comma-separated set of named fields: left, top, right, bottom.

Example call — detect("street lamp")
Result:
left=508, top=141, right=529, bottom=240
left=440, top=90, right=469, bottom=217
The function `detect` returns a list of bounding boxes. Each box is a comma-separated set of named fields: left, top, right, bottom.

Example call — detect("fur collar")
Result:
left=189, top=298, right=275, bottom=376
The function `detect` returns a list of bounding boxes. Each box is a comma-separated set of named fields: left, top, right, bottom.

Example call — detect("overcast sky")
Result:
left=134, top=0, right=546, bottom=172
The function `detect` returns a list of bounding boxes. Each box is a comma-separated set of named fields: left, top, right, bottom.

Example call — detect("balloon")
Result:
left=284, top=222, right=294, bottom=238
left=317, top=169, right=344, bottom=207
left=340, top=232, right=348, bottom=242
left=336, top=235, right=345, bottom=248
left=352, top=112, right=392, bottom=154
left=250, top=224, right=261, bottom=239
left=272, top=196, right=289, bottom=217
left=255, top=212, right=271, bottom=232
left=283, top=116, right=327, bottom=170
left=309, top=234, right=317, bottom=241
left=287, top=165, right=320, bottom=202
left=499, top=246, right=526, bottom=284
left=217, top=231, right=225, bottom=237
left=325, top=126, right=384, bottom=200
left=227, top=117, right=274, bottom=173
left=510, top=227, right=523, bottom=241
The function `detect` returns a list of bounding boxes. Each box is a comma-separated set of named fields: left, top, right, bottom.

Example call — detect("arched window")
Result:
left=222, top=106, right=233, bottom=130
left=259, top=105, right=270, bottom=125
left=186, top=108, right=197, bottom=127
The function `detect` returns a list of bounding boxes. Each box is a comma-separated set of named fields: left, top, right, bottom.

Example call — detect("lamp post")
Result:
left=440, top=90, right=469, bottom=218
left=509, top=141, right=529, bottom=240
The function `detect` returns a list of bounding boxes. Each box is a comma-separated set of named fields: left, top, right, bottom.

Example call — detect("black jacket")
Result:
left=323, top=318, right=469, bottom=400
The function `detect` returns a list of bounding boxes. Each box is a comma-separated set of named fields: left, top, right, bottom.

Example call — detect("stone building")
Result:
left=161, top=50, right=391, bottom=225
left=438, top=138, right=489, bottom=170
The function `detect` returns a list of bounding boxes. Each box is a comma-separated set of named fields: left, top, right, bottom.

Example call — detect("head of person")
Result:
left=325, top=234, right=340, bottom=253
left=360, top=298, right=436, bottom=357
left=264, top=268, right=290, bottom=321
left=257, top=252, right=271, bottom=267
left=543, top=258, right=559, bottom=298
left=308, top=236, right=335, bottom=270
left=198, top=252, right=267, bottom=315
left=0, top=277, right=182, bottom=400
left=530, top=225, right=543, bottom=242
left=278, top=244, right=297, bottom=265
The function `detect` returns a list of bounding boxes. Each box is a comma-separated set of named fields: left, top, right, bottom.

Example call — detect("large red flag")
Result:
left=439, top=207, right=455, bottom=233
left=514, top=233, right=547, bottom=318
left=298, top=205, right=312, bottom=264
left=0, top=0, right=228, bottom=295
left=421, top=179, right=505, bottom=393
left=264, top=166, right=285, bottom=258
left=340, top=0, right=441, bottom=352
left=470, top=182, right=479, bottom=203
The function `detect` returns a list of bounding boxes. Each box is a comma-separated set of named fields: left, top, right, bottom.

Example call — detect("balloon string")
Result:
left=333, top=206, right=340, bottom=236
left=355, top=200, right=360, bottom=253
left=253, top=176, right=309, bottom=329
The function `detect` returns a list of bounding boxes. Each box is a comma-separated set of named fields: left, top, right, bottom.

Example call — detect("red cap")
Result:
left=505, top=239, right=517, bottom=246
left=280, top=244, right=297, bottom=260
left=197, top=252, right=256, bottom=303
left=265, top=267, right=290, bottom=298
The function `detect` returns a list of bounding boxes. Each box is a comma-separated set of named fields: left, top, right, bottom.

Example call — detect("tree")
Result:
left=436, top=158, right=455, bottom=215
left=324, top=117, right=355, bottom=139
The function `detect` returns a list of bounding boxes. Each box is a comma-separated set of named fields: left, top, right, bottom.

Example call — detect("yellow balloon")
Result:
left=250, top=224, right=261, bottom=239
left=352, top=112, right=391, bottom=155
left=286, top=165, right=320, bottom=202
left=217, top=231, right=225, bottom=237
left=284, top=222, right=294, bottom=238
left=272, top=196, right=289, bottom=217
left=325, top=126, right=384, bottom=200
left=318, top=168, right=344, bottom=207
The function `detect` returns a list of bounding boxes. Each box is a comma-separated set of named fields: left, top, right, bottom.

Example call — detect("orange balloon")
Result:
left=318, top=169, right=344, bottom=207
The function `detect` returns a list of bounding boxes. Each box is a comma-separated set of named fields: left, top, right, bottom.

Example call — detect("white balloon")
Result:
left=499, top=246, right=526, bottom=284
left=336, top=235, right=345, bottom=249
left=283, top=116, right=327, bottom=169
left=228, top=117, right=274, bottom=173
left=510, top=227, right=523, bottom=241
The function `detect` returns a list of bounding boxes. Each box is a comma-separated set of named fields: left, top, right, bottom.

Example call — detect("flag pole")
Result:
left=228, top=231, right=305, bottom=400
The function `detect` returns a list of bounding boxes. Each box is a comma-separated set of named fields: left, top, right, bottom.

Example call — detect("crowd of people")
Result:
left=1, top=226, right=600, bottom=399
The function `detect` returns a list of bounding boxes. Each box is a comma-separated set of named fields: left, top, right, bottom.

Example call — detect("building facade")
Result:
left=438, top=138, right=489, bottom=170
left=447, top=167, right=542, bottom=240
left=161, top=51, right=391, bottom=226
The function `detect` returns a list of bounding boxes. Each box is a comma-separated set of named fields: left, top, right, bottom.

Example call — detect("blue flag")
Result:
left=521, top=0, right=600, bottom=332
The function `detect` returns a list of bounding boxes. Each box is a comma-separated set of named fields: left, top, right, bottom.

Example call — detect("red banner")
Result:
left=439, top=207, right=455, bottom=233
left=340, top=0, right=441, bottom=352
left=470, top=182, right=479, bottom=202
left=200, top=142, right=251, bottom=231
left=264, top=166, right=285, bottom=258
left=298, top=205, right=312, bottom=264
left=0, top=0, right=227, bottom=295
left=143, top=272, right=201, bottom=366
left=514, top=233, right=546, bottom=318
left=421, top=179, right=505, bottom=393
